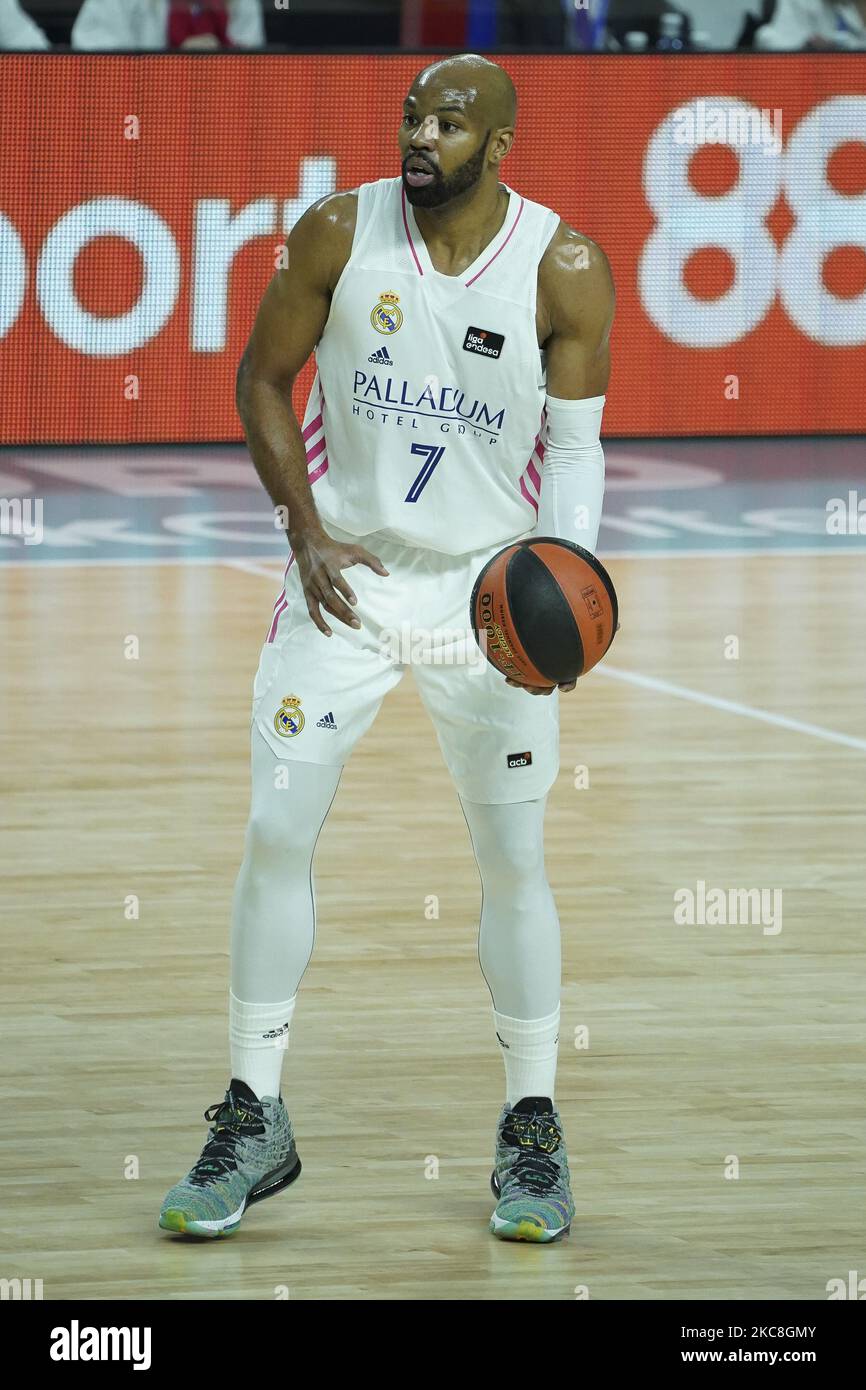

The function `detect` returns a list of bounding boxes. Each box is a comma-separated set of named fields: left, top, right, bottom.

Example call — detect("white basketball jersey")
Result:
left=300, top=176, right=561, bottom=556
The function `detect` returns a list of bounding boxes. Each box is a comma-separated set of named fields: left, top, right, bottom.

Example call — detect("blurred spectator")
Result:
left=605, top=0, right=693, bottom=47
left=0, top=0, right=50, bottom=47
left=755, top=0, right=866, bottom=47
left=732, top=2, right=777, bottom=49
left=71, top=0, right=266, bottom=50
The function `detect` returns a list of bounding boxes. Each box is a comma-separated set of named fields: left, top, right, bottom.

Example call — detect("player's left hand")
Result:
left=505, top=677, right=576, bottom=696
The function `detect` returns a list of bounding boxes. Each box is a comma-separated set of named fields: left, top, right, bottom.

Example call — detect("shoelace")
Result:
left=501, top=1113, right=563, bottom=1195
left=188, top=1098, right=266, bottom=1187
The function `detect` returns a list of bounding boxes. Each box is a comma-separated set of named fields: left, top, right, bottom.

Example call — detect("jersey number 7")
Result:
left=405, top=444, right=445, bottom=503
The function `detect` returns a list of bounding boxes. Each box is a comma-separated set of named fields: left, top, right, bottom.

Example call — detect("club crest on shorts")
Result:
left=370, top=291, right=403, bottom=335
left=274, top=694, right=304, bottom=738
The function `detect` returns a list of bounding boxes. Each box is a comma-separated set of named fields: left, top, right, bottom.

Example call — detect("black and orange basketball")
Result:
left=470, top=538, right=618, bottom=688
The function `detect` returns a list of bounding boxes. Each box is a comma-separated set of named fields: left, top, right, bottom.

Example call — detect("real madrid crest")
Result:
left=274, top=694, right=305, bottom=738
left=371, top=291, right=403, bottom=336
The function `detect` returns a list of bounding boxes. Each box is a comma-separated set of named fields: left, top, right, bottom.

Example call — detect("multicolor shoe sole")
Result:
left=488, top=1170, right=572, bottom=1243
left=159, top=1152, right=302, bottom=1239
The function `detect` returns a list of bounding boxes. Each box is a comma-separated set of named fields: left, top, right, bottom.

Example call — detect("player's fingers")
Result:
left=351, top=547, right=390, bottom=577
left=318, top=585, right=362, bottom=630
left=327, top=567, right=358, bottom=607
left=304, top=592, right=332, bottom=637
left=505, top=676, right=551, bottom=695
left=308, top=564, right=360, bottom=628
left=558, top=680, right=577, bottom=693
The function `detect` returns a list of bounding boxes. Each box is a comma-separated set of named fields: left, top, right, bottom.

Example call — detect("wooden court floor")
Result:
left=1, top=552, right=864, bottom=1301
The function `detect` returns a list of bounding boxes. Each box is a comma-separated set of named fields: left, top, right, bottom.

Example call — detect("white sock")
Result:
left=493, top=1005, right=561, bottom=1106
left=229, top=990, right=297, bottom=1102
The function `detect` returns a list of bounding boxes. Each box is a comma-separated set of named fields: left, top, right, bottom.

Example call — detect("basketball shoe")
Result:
left=489, top=1095, right=575, bottom=1242
left=159, top=1078, right=300, bottom=1238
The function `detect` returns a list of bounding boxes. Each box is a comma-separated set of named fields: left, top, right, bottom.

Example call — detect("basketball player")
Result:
left=160, top=53, right=614, bottom=1243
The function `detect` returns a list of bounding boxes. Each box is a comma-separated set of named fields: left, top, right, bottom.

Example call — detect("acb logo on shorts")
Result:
left=370, top=291, right=403, bottom=335
left=274, top=694, right=305, bottom=737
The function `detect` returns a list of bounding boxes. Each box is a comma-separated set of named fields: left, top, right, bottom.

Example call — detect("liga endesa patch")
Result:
left=463, top=326, right=505, bottom=358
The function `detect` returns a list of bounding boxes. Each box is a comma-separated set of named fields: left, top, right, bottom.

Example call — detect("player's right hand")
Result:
left=293, top=531, right=389, bottom=637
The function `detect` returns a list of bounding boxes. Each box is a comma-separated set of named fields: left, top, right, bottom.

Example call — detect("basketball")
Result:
left=470, top=538, right=619, bottom=688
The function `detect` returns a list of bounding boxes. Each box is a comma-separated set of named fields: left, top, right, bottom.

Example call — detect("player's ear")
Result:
left=490, top=128, right=514, bottom=165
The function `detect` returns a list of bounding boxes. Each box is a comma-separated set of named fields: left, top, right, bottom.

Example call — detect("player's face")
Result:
left=399, top=86, right=491, bottom=208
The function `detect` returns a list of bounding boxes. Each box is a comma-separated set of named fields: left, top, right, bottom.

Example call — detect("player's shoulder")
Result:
left=290, top=179, right=399, bottom=266
left=293, top=188, right=360, bottom=246
left=539, top=219, right=613, bottom=289
left=287, top=188, right=366, bottom=291
left=536, top=219, right=615, bottom=340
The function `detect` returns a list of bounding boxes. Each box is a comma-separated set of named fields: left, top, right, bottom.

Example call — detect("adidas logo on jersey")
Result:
left=368, top=345, right=393, bottom=365
left=316, top=711, right=338, bottom=730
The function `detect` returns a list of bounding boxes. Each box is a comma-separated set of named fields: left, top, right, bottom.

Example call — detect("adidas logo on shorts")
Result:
left=368, top=345, right=393, bottom=365
left=316, top=711, right=338, bottom=730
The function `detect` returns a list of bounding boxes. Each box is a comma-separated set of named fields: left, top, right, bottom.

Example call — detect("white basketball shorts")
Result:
left=250, top=522, right=559, bottom=804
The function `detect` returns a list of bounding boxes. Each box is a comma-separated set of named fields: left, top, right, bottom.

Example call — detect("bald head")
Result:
left=410, top=54, right=517, bottom=131
left=400, top=53, right=516, bottom=208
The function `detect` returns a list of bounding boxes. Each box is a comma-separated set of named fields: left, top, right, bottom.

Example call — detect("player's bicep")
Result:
left=545, top=329, right=610, bottom=401
left=237, top=207, right=335, bottom=393
left=543, top=240, right=615, bottom=400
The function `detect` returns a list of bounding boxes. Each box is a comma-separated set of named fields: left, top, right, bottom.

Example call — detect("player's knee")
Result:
left=476, top=835, right=547, bottom=898
left=509, top=862, right=549, bottom=915
left=243, top=806, right=315, bottom=871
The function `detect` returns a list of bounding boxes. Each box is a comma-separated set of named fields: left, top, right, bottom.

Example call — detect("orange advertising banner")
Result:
left=0, top=52, right=864, bottom=442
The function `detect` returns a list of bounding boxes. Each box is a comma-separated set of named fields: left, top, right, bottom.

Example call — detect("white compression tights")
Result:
left=459, top=794, right=561, bottom=1019
left=230, top=730, right=342, bottom=1002
left=229, top=730, right=562, bottom=1102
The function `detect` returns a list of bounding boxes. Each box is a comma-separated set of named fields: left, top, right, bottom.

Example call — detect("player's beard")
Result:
left=402, top=130, right=491, bottom=208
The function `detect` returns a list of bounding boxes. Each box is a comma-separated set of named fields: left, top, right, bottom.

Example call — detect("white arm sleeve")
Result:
left=535, top=393, right=606, bottom=555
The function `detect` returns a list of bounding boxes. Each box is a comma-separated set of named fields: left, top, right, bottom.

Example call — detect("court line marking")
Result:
left=222, top=557, right=285, bottom=580
left=602, top=546, right=866, bottom=560
left=0, top=554, right=232, bottom=568
left=2, top=548, right=862, bottom=749
left=601, top=546, right=866, bottom=560
left=1, top=544, right=865, bottom=569
left=595, top=665, right=866, bottom=753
